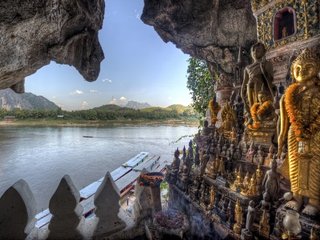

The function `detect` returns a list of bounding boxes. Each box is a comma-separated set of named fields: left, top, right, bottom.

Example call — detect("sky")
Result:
left=25, top=0, right=192, bottom=111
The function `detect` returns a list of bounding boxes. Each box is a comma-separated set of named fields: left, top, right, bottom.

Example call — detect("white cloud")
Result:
left=70, top=89, right=83, bottom=95
left=89, top=89, right=98, bottom=93
left=81, top=101, right=89, bottom=109
left=52, top=96, right=57, bottom=99
left=102, top=78, right=112, bottom=83
left=109, top=96, right=128, bottom=106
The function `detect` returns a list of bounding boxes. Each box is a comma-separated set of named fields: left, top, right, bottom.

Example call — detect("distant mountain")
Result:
left=125, top=101, right=151, bottom=109
left=0, top=89, right=59, bottom=110
left=93, top=104, right=124, bottom=111
left=165, top=104, right=193, bottom=114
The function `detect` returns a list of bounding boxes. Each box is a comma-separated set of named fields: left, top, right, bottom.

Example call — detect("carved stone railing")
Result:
left=0, top=172, right=129, bottom=240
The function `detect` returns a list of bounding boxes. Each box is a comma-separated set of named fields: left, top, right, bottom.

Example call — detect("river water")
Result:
left=0, top=125, right=197, bottom=211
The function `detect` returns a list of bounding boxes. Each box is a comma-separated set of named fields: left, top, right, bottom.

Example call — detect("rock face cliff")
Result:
left=142, top=0, right=257, bottom=83
left=0, top=89, right=59, bottom=110
left=0, top=0, right=105, bottom=92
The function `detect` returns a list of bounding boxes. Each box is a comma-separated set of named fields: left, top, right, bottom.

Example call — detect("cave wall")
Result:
left=141, top=0, right=257, bottom=87
left=0, top=0, right=105, bottom=92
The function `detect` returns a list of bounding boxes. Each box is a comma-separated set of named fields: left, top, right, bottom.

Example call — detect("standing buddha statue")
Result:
left=241, top=42, right=275, bottom=124
left=278, top=48, right=320, bottom=216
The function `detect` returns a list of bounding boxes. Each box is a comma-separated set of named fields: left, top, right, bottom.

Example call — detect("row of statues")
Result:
left=166, top=43, right=320, bottom=240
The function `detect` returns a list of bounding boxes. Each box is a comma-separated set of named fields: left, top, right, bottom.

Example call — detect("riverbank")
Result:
left=0, top=118, right=199, bottom=127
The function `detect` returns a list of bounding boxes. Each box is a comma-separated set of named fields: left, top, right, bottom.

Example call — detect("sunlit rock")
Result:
left=0, top=0, right=105, bottom=91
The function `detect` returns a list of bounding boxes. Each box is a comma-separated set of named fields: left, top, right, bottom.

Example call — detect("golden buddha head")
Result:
left=251, top=42, right=266, bottom=61
left=291, top=48, right=320, bottom=83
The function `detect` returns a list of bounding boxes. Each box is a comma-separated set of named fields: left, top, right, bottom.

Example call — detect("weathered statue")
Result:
left=278, top=48, right=320, bottom=216
left=262, top=157, right=280, bottom=203
left=168, top=148, right=181, bottom=183
left=241, top=42, right=275, bottom=123
left=246, top=142, right=255, bottom=163
left=208, top=187, right=216, bottom=210
left=221, top=102, right=237, bottom=132
left=245, top=200, right=256, bottom=233
left=208, top=97, right=221, bottom=126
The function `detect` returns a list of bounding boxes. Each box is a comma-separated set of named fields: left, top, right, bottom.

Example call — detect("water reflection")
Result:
left=0, top=125, right=197, bottom=211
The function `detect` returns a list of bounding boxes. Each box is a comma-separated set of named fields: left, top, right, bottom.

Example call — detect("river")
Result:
left=0, top=125, right=197, bottom=211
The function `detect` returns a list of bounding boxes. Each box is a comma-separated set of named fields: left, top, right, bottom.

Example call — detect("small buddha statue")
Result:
left=256, top=164, right=264, bottom=186
left=209, top=186, right=216, bottom=209
left=218, top=157, right=226, bottom=176
left=242, top=172, right=250, bottom=193
left=259, top=209, right=270, bottom=238
left=202, top=120, right=211, bottom=137
left=200, top=151, right=210, bottom=177
left=262, top=156, right=280, bottom=203
left=264, top=145, right=275, bottom=167
left=255, top=145, right=265, bottom=165
left=247, top=174, right=257, bottom=196
left=221, top=143, right=228, bottom=157
left=232, top=170, right=242, bottom=192
left=234, top=146, right=242, bottom=161
left=221, top=102, right=237, bottom=132
left=233, top=199, right=243, bottom=234
left=246, top=142, right=255, bottom=163
left=259, top=192, right=271, bottom=211
left=205, top=153, right=217, bottom=179
left=245, top=200, right=256, bottom=234
left=208, top=96, right=221, bottom=126
left=248, top=85, right=274, bottom=130
left=278, top=48, right=320, bottom=216
left=169, top=148, right=181, bottom=183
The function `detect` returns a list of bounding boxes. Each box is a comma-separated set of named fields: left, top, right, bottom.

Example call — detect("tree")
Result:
left=186, top=57, right=215, bottom=117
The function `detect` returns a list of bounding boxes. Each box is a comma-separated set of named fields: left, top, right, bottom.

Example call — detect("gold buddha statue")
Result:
left=208, top=97, right=221, bottom=126
left=248, top=85, right=274, bottom=130
left=209, top=186, right=216, bottom=209
left=233, top=199, right=243, bottom=234
left=241, top=42, right=275, bottom=126
left=278, top=48, right=320, bottom=216
left=221, top=102, right=237, bottom=133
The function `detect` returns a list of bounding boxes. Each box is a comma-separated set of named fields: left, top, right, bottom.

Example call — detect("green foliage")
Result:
left=0, top=105, right=198, bottom=122
left=186, top=57, right=214, bottom=117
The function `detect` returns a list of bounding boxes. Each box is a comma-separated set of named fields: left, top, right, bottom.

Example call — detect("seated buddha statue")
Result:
left=278, top=48, right=320, bottom=216
left=248, top=85, right=275, bottom=130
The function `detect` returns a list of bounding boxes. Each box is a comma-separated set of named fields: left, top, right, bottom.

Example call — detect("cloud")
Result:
left=168, top=96, right=173, bottom=100
left=81, top=101, right=89, bottom=109
left=52, top=96, right=57, bottom=99
left=70, top=89, right=83, bottom=95
left=102, top=78, right=112, bottom=83
left=109, top=96, right=128, bottom=106
left=89, top=89, right=98, bottom=93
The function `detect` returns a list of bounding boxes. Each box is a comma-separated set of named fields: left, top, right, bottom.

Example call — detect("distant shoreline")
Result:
left=0, top=119, right=199, bottom=127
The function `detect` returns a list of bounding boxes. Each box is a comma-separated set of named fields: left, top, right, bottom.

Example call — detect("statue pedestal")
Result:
left=246, top=123, right=276, bottom=146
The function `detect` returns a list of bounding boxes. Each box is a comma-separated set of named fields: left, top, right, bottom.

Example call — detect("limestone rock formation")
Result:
left=0, top=0, right=105, bottom=92
left=142, top=0, right=257, bottom=79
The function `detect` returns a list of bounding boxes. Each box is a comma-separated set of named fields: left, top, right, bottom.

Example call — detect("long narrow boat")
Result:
left=35, top=152, right=169, bottom=228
